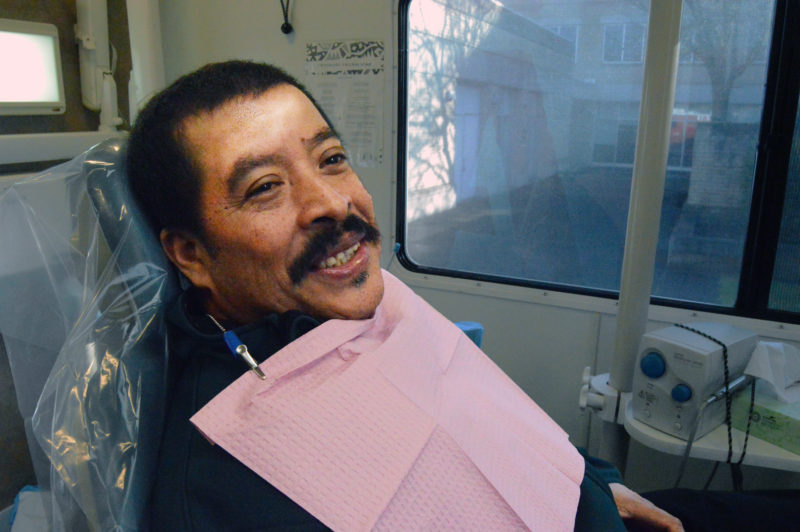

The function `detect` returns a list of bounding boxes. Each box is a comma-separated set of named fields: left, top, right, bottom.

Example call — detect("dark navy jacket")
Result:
left=148, top=292, right=625, bottom=531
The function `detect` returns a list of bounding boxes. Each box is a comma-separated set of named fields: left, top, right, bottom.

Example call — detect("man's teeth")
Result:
left=317, top=242, right=360, bottom=269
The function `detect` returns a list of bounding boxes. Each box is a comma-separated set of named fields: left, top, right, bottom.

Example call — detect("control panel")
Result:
left=631, top=323, right=757, bottom=440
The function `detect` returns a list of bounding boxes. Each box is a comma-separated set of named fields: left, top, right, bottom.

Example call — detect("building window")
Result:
left=592, top=103, right=639, bottom=165
left=679, top=33, right=700, bottom=63
left=667, top=111, right=709, bottom=168
left=603, top=23, right=645, bottom=63
left=545, top=24, right=579, bottom=62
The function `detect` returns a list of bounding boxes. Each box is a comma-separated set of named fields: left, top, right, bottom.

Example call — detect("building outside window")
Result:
left=545, top=24, right=579, bottom=62
left=603, top=22, right=645, bottom=63
left=402, top=0, right=795, bottom=319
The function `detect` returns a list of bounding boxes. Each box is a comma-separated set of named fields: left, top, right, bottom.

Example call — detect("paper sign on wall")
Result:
left=305, top=40, right=384, bottom=168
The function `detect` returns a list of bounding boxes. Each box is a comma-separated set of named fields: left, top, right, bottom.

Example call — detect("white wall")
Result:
left=157, top=0, right=800, bottom=492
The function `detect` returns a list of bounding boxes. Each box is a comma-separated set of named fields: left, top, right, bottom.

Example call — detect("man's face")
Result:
left=168, top=84, right=384, bottom=324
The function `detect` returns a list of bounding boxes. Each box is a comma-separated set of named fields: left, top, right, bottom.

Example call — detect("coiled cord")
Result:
left=672, top=324, right=756, bottom=491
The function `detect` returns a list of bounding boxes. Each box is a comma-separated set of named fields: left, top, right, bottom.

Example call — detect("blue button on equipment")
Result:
left=671, top=384, right=692, bottom=402
left=640, top=352, right=666, bottom=379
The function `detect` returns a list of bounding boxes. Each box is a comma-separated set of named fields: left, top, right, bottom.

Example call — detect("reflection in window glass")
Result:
left=405, top=0, right=774, bottom=306
left=769, top=96, right=800, bottom=313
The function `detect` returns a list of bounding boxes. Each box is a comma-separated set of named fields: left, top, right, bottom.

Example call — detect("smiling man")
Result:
left=127, top=62, right=394, bottom=529
left=140, top=82, right=384, bottom=325
left=126, top=61, right=684, bottom=531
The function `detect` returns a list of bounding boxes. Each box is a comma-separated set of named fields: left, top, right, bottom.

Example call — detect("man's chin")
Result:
left=305, top=270, right=385, bottom=321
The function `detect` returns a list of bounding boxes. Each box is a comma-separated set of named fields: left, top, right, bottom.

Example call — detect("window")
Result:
left=679, top=33, right=700, bottom=64
left=592, top=103, right=639, bottom=165
left=667, top=112, right=707, bottom=169
left=402, top=0, right=649, bottom=291
left=603, top=23, right=645, bottom=63
left=545, top=25, right=579, bottom=62
left=400, top=0, right=799, bottom=323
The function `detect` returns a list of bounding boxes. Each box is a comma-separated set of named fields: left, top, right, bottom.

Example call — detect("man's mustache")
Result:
left=288, top=214, right=381, bottom=285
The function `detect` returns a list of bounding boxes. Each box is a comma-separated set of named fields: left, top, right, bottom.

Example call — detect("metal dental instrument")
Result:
left=207, top=314, right=267, bottom=380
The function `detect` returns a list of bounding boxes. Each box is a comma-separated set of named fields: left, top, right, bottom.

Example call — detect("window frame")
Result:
left=396, top=0, right=800, bottom=325
left=738, top=0, right=800, bottom=323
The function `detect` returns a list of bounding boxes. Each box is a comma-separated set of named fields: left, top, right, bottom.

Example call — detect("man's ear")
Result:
left=160, top=228, right=215, bottom=291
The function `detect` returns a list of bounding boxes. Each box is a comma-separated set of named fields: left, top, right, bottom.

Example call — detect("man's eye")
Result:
left=245, top=180, right=280, bottom=199
left=323, top=153, right=347, bottom=166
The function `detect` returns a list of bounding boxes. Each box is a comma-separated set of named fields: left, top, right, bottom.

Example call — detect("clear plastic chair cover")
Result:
left=0, top=139, right=178, bottom=531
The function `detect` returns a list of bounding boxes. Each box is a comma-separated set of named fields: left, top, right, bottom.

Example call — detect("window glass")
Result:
left=603, top=23, right=644, bottom=63
left=768, top=95, right=800, bottom=313
left=546, top=25, right=579, bottom=62
left=622, top=23, right=645, bottom=63
left=405, top=0, right=774, bottom=305
left=653, top=0, right=774, bottom=305
left=603, top=24, right=624, bottom=62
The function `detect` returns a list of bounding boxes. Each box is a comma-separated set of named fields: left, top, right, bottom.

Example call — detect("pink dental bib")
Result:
left=191, top=270, right=584, bottom=531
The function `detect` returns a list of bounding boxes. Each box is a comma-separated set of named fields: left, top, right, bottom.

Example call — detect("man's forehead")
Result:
left=186, top=85, right=332, bottom=144
left=182, top=85, right=300, bottom=135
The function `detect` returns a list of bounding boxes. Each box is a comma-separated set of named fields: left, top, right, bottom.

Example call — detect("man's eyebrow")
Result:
left=226, top=153, right=283, bottom=195
left=303, top=127, right=342, bottom=151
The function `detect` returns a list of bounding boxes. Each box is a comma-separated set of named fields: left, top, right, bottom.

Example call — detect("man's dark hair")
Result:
left=126, top=60, right=332, bottom=237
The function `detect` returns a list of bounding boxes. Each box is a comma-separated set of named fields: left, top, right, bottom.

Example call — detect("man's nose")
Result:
left=295, top=174, right=350, bottom=227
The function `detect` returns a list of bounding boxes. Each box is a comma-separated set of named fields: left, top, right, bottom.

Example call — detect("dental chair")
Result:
left=0, top=138, right=179, bottom=531
left=0, top=138, right=484, bottom=531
